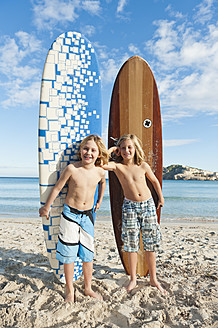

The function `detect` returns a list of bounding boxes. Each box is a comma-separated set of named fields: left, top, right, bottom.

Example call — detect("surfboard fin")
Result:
left=110, top=137, right=118, bottom=145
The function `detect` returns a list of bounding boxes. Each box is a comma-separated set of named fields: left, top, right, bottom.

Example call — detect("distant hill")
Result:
left=163, top=165, right=218, bottom=181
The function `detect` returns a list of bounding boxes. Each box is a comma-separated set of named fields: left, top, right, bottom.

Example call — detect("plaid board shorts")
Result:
left=121, top=197, right=161, bottom=252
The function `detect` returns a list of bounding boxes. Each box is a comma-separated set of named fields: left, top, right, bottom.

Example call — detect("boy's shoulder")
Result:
left=140, top=161, right=150, bottom=170
left=66, top=162, right=81, bottom=170
left=96, top=165, right=106, bottom=176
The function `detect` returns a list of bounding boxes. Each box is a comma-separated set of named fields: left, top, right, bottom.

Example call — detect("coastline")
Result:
left=0, top=216, right=217, bottom=327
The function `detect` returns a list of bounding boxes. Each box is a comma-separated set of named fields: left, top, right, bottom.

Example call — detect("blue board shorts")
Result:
left=121, top=197, right=161, bottom=252
left=56, top=204, right=94, bottom=264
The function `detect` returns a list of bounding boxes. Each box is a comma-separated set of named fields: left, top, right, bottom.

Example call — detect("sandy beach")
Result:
left=0, top=217, right=217, bottom=328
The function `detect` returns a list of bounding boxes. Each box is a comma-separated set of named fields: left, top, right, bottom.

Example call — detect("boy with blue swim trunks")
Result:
left=102, top=134, right=167, bottom=295
left=39, top=135, right=108, bottom=302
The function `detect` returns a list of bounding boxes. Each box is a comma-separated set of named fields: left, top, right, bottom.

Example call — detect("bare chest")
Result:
left=117, top=166, right=145, bottom=184
left=69, top=169, right=100, bottom=190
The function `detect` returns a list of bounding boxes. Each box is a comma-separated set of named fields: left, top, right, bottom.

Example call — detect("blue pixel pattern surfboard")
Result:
left=38, top=31, right=101, bottom=283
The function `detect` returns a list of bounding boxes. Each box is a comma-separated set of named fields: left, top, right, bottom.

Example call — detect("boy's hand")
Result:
left=94, top=202, right=100, bottom=213
left=157, top=198, right=164, bottom=210
left=39, top=206, right=49, bottom=219
left=113, top=146, right=120, bottom=155
left=109, top=146, right=120, bottom=156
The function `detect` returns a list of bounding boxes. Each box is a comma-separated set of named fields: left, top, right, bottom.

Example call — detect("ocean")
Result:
left=0, top=177, right=217, bottom=222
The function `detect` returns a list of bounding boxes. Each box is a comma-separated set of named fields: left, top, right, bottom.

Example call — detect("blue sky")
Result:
left=0, top=0, right=217, bottom=176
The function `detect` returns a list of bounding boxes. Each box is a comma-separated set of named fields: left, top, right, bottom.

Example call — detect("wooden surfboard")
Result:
left=108, top=55, right=162, bottom=277
left=38, top=31, right=102, bottom=283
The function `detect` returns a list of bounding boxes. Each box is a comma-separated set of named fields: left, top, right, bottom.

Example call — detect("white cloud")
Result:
left=194, top=0, right=214, bottom=24
left=93, top=42, right=108, bottom=60
left=81, top=0, right=101, bottom=15
left=80, top=25, right=96, bottom=37
left=1, top=81, right=40, bottom=108
left=164, top=139, right=199, bottom=147
left=146, top=20, right=180, bottom=66
left=165, top=5, right=184, bottom=19
left=32, top=0, right=101, bottom=30
left=128, top=43, right=141, bottom=55
left=15, top=31, right=42, bottom=53
left=0, top=32, right=42, bottom=109
left=32, top=0, right=80, bottom=29
left=94, top=42, right=130, bottom=84
left=102, top=58, right=119, bottom=83
left=0, top=32, right=42, bottom=75
left=98, top=52, right=129, bottom=84
left=145, top=3, right=218, bottom=120
left=117, top=0, right=127, bottom=13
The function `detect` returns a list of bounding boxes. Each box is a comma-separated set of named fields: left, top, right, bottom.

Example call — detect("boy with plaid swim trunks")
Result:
left=39, top=135, right=108, bottom=302
left=122, top=197, right=161, bottom=253
left=103, top=134, right=167, bottom=294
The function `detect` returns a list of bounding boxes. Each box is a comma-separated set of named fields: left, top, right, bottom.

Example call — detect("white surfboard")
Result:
left=38, top=31, right=102, bottom=283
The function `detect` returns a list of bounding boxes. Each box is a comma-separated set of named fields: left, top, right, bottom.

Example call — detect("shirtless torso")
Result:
left=65, top=162, right=105, bottom=210
left=113, top=162, right=152, bottom=201
left=39, top=137, right=106, bottom=218
left=39, top=161, right=106, bottom=218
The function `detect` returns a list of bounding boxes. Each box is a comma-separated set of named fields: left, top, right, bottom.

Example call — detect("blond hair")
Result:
left=115, top=134, right=145, bottom=165
left=79, top=134, right=109, bottom=166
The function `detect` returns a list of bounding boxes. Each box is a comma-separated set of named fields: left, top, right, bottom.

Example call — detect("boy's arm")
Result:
left=94, top=172, right=106, bottom=212
left=101, top=146, right=119, bottom=171
left=101, top=161, right=117, bottom=171
left=108, top=146, right=119, bottom=156
left=39, top=165, right=73, bottom=218
left=144, top=162, right=164, bottom=209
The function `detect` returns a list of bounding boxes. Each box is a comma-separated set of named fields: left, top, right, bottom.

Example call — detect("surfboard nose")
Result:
left=130, top=55, right=141, bottom=59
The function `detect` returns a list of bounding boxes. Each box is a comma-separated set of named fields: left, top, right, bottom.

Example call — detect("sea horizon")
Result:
left=0, top=177, right=217, bottom=222
left=1, top=162, right=217, bottom=180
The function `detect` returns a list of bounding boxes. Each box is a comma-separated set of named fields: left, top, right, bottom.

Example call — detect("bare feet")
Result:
left=150, top=279, right=167, bottom=295
left=64, top=286, right=74, bottom=302
left=85, top=288, right=103, bottom=300
left=126, top=279, right=137, bottom=293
